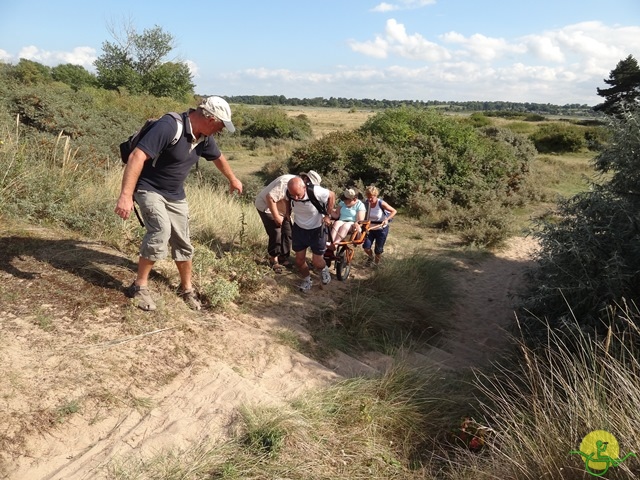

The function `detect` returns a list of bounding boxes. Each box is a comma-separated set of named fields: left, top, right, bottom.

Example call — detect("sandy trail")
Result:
left=1, top=233, right=538, bottom=479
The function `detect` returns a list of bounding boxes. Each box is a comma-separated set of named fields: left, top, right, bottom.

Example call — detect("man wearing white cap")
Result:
left=254, top=170, right=321, bottom=273
left=115, top=96, right=242, bottom=311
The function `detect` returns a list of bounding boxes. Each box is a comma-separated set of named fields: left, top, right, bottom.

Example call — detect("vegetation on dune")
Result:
left=521, top=108, right=640, bottom=342
left=3, top=56, right=608, bottom=248
left=4, top=47, right=640, bottom=479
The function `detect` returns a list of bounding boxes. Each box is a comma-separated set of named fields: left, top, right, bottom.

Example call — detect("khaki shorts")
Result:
left=134, top=190, right=194, bottom=262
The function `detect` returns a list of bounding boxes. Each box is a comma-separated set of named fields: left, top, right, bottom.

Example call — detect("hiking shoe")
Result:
left=299, top=277, right=313, bottom=293
left=320, top=266, right=331, bottom=285
left=125, top=282, right=156, bottom=311
left=180, top=288, right=202, bottom=311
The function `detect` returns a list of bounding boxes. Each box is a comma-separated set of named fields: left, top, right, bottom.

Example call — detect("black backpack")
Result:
left=287, top=178, right=327, bottom=215
left=119, top=112, right=183, bottom=165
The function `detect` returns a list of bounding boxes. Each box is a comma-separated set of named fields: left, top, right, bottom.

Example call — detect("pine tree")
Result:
left=593, top=55, right=640, bottom=117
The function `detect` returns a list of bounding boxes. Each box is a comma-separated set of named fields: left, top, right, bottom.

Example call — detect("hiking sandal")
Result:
left=179, top=288, right=202, bottom=311
left=271, top=262, right=284, bottom=274
left=125, top=282, right=157, bottom=311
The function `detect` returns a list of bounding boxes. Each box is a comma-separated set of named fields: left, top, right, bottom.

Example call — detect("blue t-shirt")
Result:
left=136, top=111, right=222, bottom=200
left=338, top=199, right=366, bottom=222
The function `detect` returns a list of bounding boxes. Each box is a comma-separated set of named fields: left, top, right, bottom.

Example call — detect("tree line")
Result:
left=223, top=95, right=592, bottom=115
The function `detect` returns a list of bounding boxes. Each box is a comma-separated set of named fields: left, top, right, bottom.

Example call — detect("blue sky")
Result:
left=1, top=0, right=639, bottom=106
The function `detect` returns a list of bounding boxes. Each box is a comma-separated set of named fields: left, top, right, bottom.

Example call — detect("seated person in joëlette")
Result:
left=327, top=188, right=366, bottom=250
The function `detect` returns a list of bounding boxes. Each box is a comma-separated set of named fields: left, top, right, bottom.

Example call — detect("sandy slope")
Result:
left=0, top=225, right=537, bottom=479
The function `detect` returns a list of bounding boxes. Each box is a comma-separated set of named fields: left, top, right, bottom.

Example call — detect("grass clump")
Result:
left=450, top=309, right=640, bottom=479
left=314, top=255, right=455, bottom=353
left=108, top=364, right=472, bottom=480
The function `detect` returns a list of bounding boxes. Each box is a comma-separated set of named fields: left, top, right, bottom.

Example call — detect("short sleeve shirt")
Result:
left=255, top=174, right=296, bottom=214
left=291, top=185, right=331, bottom=230
left=136, top=111, right=222, bottom=200
left=338, top=199, right=366, bottom=222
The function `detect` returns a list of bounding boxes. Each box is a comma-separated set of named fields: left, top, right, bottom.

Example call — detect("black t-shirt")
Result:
left=136, top=111, right=222, bottom=200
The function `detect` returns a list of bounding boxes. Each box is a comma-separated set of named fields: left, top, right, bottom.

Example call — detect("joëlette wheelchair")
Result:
left=323, top=220, right=384, bottom=281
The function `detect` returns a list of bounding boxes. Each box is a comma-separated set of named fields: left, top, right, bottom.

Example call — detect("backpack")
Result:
left=365, top=198, right=392, bottom=222
left=287, top=178, right=327, bottom=215
left=119, top=112, right=183, bottom=165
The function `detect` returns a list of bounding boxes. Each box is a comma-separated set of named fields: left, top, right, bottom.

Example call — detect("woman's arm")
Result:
left=331, top=203, right=342, bottom=220
left=381, top=200, right=397, bottom=221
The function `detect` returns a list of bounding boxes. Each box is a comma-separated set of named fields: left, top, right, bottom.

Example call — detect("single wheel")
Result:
left=335, top=248, right=351, bottom=281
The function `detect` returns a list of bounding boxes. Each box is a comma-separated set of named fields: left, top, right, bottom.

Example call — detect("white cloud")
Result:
left=371, top=0, right=436, bottom=12
left=350, top=19, right=451, bottom=62
left=524, top=36, right=565, bottom=63
left=185, top=60, right=199, bottom=78
left=340, top=19, right=640, bottom=104
left=348, top=36, right=390, bottom=59
left=441, top=31, right=526, bottom=61
left=16, top=45, right=96, bottom=70
left=371, top=2, right=397, bottom=12
left=522, top=22, right=640, bottom=69
left=0, top=49, right=12, bottom=62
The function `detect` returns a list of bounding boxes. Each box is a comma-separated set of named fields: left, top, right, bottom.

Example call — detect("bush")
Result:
left=289, top=108, right=535, bottom=211
left=521, top=109, right=640, bottom=340
left=466, top=112, right=492, bottom=128
left=240, top=107, right=312, bottom=140
left=529, top=123, right=586, bottom=153
left=442, top=200, right=515, bottom=248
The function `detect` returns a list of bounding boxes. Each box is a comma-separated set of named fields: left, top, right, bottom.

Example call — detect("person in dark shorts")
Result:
left=363, top=185, right=397, bottom=266
left=285, top=176, right=335, bottom=292
left=255, top=170, right=321, bottom=273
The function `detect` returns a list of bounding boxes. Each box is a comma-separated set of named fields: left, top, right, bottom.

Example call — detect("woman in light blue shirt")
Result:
left=328, top=188, right=366, bottom=249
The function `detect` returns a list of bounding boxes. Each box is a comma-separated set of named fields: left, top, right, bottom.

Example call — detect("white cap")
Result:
left=199, top=96, right=236, bottom=133
left=343, top=188, right=357, bottom=199
left=300, top=170, right=321, bottom=185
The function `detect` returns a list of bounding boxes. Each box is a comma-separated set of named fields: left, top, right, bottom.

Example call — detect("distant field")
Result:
left=224, top=106, right=376, bottom=180
left=282, top=106, right=376, bottom=138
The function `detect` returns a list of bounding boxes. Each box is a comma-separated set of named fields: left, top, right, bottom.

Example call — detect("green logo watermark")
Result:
left=570, top=430, right=636, bottom=477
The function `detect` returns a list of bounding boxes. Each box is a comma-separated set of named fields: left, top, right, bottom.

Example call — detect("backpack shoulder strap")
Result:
left=151, top=112, right=183, bottom=167
left=306, top=184, right=327, bottom=215
left=167, top=112, right=183, bottom=146
left=286, top=181, right=327, bottom=215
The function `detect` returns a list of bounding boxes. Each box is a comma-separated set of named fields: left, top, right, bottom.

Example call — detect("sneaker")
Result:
left=320, top=266, right=331, bottom=285
left=125, top=282, right=156, bottom=311
left=180, top=288, right=202, bottom=311
left=299, top=277, right=313, bottom=293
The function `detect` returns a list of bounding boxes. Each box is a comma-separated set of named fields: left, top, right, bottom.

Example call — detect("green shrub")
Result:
left=289, top=108, right=535, bottom=208
left=521, top=110, right=640, bottom=339
left=529, top=123, right=586, bottom=153
left=241, top=107, right=312, bottom=140
left=465, top=112, right=492, bottom=127
left=199, top=277, right=240, bottom=308
left=583, top=126, right=610, bottom=151
left=442, top=200, right=515, bottom=248
left=524, top=113, right=546, bottom=122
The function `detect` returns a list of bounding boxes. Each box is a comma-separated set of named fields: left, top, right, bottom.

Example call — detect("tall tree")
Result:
left=51, top=63, right=97, bottom=90
left=594, top=55, right=640, bottom=116
left=94, top=24, right=193, bottom=100
left=12, top=59, right=52, bottom=85
left=143, top=62, right=194, bottom=101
